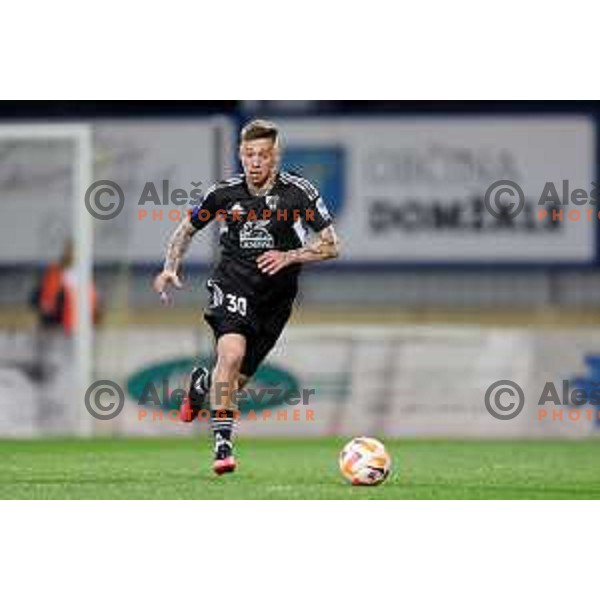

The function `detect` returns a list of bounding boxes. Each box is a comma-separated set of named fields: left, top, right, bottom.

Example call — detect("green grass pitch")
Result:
left=1, top=437, right=599, bottom=499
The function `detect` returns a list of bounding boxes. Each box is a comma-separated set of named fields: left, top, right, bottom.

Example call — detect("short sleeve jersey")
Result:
left=189, top=171, right=333, bottom=290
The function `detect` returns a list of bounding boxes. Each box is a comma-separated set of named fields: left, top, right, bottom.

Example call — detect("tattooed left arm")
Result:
left=257, top=225, right=340, bottom=276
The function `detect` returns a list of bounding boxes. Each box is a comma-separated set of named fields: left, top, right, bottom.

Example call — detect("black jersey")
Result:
left=189, top=171, right=333, bottom=292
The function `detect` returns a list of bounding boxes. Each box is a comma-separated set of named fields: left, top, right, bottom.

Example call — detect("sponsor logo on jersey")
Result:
left=239, top=219, right=275, bottom=249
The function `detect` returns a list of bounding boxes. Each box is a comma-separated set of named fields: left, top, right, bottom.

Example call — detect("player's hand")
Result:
left=256, top=250, right=293, bottom=276
left=152, top=270, right=182, bottom=305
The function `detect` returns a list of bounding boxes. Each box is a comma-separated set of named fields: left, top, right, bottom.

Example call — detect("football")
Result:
left=339, top=437, right=391, bottom=485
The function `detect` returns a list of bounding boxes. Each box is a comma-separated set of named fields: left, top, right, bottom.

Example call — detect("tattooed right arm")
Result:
left=163, top=218, right=198, bottom=274
left=153, top=219, right=198, bottom=302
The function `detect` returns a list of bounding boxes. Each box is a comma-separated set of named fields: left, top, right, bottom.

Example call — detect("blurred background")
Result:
left=1, top=100, right=599, bottom=439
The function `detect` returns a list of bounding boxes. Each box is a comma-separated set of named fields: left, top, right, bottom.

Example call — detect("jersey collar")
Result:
left=243, top=171, right=280, bottom=197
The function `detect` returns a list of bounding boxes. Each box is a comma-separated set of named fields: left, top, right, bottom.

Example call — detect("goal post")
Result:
left=72, top=125, right=94, bottom=435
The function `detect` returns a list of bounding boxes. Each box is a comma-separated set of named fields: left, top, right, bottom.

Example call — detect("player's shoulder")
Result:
left=204, top=174, right=245, bottom=198
left=279, top=170, right=320, bottom=201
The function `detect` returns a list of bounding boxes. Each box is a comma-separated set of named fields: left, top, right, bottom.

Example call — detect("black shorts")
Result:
left=203, top=263, right=298, bottom=378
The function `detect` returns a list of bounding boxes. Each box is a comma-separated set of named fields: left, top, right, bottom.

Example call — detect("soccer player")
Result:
left=153, top=119, right=340, bottom=474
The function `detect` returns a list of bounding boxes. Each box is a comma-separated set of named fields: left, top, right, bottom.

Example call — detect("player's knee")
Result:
left=216, top=351, right=244, bottom=374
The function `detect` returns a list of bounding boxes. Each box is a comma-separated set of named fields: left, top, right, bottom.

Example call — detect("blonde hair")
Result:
left=240, top=119, right=279, bottom=145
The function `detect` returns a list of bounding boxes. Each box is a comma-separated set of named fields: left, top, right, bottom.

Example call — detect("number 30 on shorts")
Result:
left=226, top=293, right=247, bottom=316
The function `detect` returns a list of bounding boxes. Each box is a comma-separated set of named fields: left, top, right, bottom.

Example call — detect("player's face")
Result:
left=240, top=138, right=278, bottom=188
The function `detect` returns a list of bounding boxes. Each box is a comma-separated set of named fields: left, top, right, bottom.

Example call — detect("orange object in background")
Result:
left=31, top=242, right=100, bottom=335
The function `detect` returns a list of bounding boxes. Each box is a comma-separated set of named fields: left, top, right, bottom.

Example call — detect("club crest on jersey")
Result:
left=239, top=220, right=274, bottom=249
left=265, top=195, right=279, bottom=211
